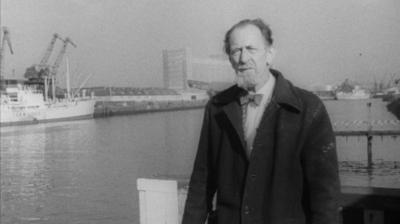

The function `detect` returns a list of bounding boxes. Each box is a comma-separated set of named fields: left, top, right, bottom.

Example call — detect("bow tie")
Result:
left=240, top=93, right=263, bottom=106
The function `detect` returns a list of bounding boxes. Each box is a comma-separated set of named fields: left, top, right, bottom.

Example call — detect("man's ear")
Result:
left=266, top=47, right=276, bottom=66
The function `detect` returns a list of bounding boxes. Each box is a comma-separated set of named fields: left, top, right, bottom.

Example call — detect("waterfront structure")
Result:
left=336, top=85, right=371, bottom=100
left=312, top=84, right=337, bottom=100
left=93, top=88, right=208, bottom=117
left=334, top=79, right=371, bottom=100
left=163, top=48, right=191, bottom=90
left=314, top=90, right=336, bottom=100
left=384, top=87, right=400, bottom=97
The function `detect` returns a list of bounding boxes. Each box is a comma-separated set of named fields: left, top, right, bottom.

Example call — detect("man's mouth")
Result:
left=238, top=67, right=252, bottom=72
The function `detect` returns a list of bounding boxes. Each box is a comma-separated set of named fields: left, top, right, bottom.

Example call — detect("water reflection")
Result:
left=2, top=124, right=51, bottom=223
left=1, top=120, right=104, bottom=223
left=1, top=111, right=204, bottom=224
left=1, top=106, right=399, bottom=224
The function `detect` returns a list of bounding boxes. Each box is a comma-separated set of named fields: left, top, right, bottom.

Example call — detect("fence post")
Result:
left=137, top=178, right=179, bottom=224
left=367, top=134, right=373, bottom=172
left=366, top=102, right=373, bottom=171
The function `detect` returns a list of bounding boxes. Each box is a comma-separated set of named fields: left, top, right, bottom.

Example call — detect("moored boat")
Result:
left=335, top=80, right=371, bottom=100
left=0, top=79, right=95, bottom=126
left=336, top=87, right=371, bottom=100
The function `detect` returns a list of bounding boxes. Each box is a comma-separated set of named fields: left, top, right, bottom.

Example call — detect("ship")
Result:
left=0, top=78, right=96, bottom=126
left=335, top=86, right=371, bottom=100
left=335, top=79, right=371, bottom=100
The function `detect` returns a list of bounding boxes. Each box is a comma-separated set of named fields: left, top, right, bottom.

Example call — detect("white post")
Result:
left=137, top=178, right=179, bottom=224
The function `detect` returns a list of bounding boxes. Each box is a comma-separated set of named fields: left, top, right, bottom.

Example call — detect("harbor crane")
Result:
left=40, top=33, right=61, bottom=68
left=23, top=33, right=77, bottom=100
left=0, top=26, right=13, bottom=78
left=24, top=33, right=63, bottom=79
left=51, top=37, right=76, bottom=77
left=46, top=36, right=76, bottom=100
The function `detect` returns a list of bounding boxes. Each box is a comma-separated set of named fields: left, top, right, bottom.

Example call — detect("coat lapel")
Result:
left=211, top=69, right=303, bottom=158
left=275, top=106, right=303, bottom=154
left=212, top=85, right=247, bottom=152
left=248, top=69, right=304, bottom=160
left=222, top=101, right=246, bottom=150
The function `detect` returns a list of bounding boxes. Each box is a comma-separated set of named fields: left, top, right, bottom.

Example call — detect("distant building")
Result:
left=162, top=48, right=191, bottom=90
left=162, top=47, right=234, bottom=91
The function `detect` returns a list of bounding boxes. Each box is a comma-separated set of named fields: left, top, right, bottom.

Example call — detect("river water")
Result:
left=1, top=99, right=400, bottom=224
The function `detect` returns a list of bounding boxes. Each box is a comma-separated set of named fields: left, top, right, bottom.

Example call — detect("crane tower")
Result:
left=0, top=26, right=13, bottom=79
left=24, top=33, right=63, bottom=79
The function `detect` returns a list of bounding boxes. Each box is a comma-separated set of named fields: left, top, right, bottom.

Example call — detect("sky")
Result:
left=1, top=0, right=400, bottom=89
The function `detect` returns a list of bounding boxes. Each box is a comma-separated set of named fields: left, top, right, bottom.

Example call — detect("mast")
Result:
left=0, top=0, right=3, bottom=78
left=0, top=0, right=13, bottom=79
left=0, top=0, right=2, bottom=43
left=44, top=77, right=49, bottom=101
left=65, top=56, right=71, bottom=99
left=51, top=74, right=55, bottom=100
left=50, top=37, right=76, bottom=100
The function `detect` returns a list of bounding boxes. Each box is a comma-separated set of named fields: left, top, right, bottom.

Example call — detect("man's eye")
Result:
left=247, top=47, right=257, bottom=53
left=230, top=49, right=240, bottom=56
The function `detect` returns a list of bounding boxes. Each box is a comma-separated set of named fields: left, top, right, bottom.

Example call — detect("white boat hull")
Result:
left=0, top=99, right=96, bottom=126
left=336, top=93, right=371, bottom=100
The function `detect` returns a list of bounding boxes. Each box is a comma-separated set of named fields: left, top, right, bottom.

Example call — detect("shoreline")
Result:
left=93, top=98, right=207, bottom=117
left=0, top=98, right=208, bottom=127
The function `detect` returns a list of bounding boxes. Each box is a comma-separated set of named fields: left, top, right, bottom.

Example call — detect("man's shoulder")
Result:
left=272, top=70, right=323, bottom=113
left=291, top=84, right=327, bottom=116
left=293, top=85, right=322, bottom=105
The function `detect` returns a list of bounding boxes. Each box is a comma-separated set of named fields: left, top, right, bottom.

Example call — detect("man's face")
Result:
left=228, top=24, right=273, bottom=91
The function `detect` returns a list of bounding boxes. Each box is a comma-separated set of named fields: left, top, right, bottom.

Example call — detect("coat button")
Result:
left=251, top=174, right=256, bottom=179
left=244, top=205, right=250, bottom=215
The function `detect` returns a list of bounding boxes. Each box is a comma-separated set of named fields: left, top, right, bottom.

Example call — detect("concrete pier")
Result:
left=93, top=93, right=208, bottom=117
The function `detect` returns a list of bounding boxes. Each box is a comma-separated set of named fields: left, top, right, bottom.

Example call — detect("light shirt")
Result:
left=244, top=74, right=276, bottom=157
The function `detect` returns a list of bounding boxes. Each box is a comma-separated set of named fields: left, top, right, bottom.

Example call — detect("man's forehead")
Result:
left=229, top=24, right=266, bottom=47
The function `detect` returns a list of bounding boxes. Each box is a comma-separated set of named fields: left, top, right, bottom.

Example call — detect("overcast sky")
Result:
left=1, top=0, right=400, bottom=89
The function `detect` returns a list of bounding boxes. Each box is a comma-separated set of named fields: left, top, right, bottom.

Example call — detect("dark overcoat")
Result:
left=182, top=69, right=340, bottom=224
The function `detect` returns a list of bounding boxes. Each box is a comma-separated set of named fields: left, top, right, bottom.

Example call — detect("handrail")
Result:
left=334, top=129, right=400, bottom=171
left=335, top=130, right=400, bottom=136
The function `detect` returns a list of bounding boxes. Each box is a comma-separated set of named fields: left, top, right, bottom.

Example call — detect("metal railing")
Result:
left=334, top=102, right=400, bottom=171
left=335, top=129, right=400, bottom=171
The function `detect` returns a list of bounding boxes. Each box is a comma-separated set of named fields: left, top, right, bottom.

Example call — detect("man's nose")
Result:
left=239, top=49, right=250, bottom=63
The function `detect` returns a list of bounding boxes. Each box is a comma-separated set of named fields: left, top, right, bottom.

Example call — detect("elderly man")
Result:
left=182, top=18, right=340, bottom=224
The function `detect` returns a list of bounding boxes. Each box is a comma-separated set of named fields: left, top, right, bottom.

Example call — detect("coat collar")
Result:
left=211, top=69, right=303, bottom=153
left=212, top=69, right=303, bottom=113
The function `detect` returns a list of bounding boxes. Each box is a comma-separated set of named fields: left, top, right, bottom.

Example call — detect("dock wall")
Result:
left=93, top=93, right=208, bottom=117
